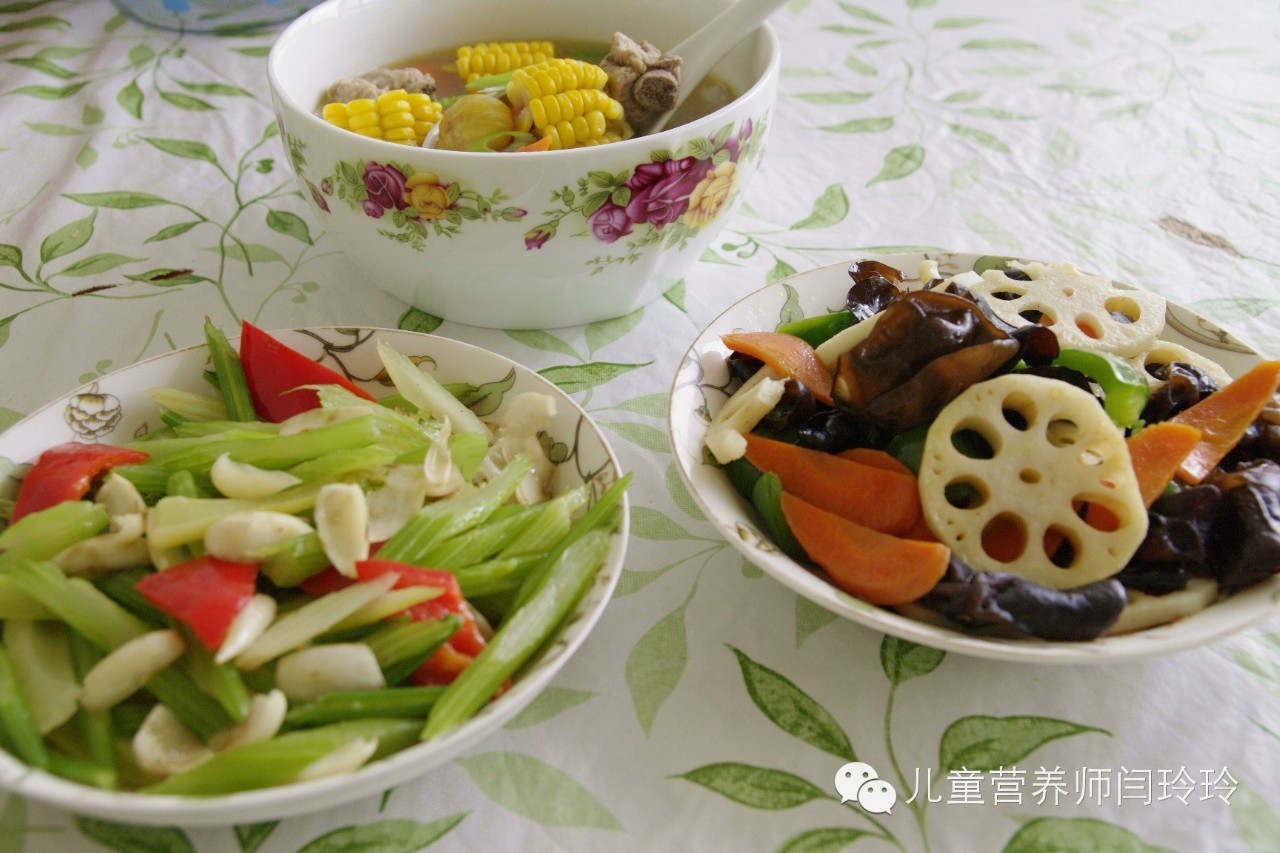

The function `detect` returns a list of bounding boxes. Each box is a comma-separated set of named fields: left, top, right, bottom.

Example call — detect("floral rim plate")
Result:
left=0, top=327, right=628, bottom=825
left=669, top=252, right=1279, bottom=665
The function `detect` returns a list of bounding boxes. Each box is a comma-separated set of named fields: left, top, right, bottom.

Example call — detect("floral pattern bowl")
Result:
left=268, top=0, right=779, bottom=329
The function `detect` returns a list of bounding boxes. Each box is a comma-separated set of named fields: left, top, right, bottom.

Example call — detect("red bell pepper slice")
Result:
left=238, top=321, right=375, bottom=423
left=349, top=558, right=489, bottom=686
left=135, top=556, right=259, bottom=650
left=10, top=442, right=149, bottom=523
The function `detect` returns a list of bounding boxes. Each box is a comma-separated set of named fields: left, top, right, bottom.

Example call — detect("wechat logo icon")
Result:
left=834, top=762, right=897, bottom=815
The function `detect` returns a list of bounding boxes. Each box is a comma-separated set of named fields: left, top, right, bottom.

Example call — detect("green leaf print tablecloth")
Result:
left=1, top=1, right=1278, bottom=850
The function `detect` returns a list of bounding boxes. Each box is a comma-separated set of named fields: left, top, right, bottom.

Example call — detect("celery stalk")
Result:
left=453, top=555, right=543, bottom=598
left=3, top=620, right=81, bottom=735
left=511, top=473, right=630, bottom=612
left=376, top=455, right=533, bottom=565
left=146, top=479, right=326, bottom=550
left=0, top=500, right=108, bottom=558
left=258, top=532, right=329, bottom=587
left=144, top=717, right=420, bottom=795
left=2, top=560, right=148, bottom=650
left=129, top=414, right=381, bottom=473
left=376, top=341, right=489, bottom=437
left=183, top=644, right=251, bottom=721
left=46, top=749, right=117, bottom=789
left=0, top=576, right=54, bottom=619
left=422, top=530, right=611, bottom=740
left=313, top=385, right=439, bottom=454
left=109, top=464, right=175, bottom=498
left=68, top=634, right=117, bottom=775
left=145, top=666, right=234, bottom=739
left=93, top=566, right=170, bottom=627
left=165, top=469, right=204, bottom=498
left=148, top=386, right=230, bottom=424
left=497, top=485, right=589, bottom=558
left=234, top=574, right=399, bottom=671
left=423, top=505, right=540, bottom=569
left=204, top=318, right=256, bottom=422
left=363, top=615, right=461, bottom=684
left=172, top=419, right=277, bottom=438
left=0, top=646, right=49, bottom=769
left=286, top=446, right=398, bottom=482
left=284, top=687, right=445, bottom=727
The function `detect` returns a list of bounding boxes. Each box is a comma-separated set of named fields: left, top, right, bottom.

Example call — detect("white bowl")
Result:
left=0, top=327, right=628, bottom=825
left=268, top=0, right=780, bottom=329
left=669, top=252, right=1280, bottom=665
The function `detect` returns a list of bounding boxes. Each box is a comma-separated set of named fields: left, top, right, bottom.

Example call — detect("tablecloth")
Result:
left=1, top=1, right=1277, bottom=850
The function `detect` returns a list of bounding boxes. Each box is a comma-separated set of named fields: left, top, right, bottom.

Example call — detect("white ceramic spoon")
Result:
left=647, top=0, right=789, bottom=133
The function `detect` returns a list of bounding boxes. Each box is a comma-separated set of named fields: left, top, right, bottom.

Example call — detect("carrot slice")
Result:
left=1172, top=359, right=1280, bottom=483
left=722, top=331, right=834, bottom=406
left=837, top=447, right=913, bottom=477
left=744, top=433, right=920, bottom=535
left=1125, top=421, right=1203, bottom=506
left=515, top=135, right=554, bottom=152
left=780, top=492, right=950, bottom=606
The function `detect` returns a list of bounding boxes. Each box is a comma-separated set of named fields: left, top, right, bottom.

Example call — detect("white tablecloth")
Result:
left=1, top=1, right=1277, bottom=850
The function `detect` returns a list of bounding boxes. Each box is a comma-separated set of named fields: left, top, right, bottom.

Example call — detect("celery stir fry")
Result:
left=0, top=322, right=628, bottom=795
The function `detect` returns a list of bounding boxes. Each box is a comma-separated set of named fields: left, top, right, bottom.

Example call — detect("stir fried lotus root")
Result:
left=918, top=373, right=1149, bottom=590
left=967, top=261, right=1166, bottom=359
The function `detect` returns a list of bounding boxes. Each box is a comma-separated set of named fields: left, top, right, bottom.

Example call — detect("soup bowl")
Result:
left=268, top=0, right=780, bottom=329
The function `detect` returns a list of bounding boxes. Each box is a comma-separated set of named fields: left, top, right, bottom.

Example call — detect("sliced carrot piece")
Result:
left=781, top=492, right=950, bottom=606
left=1172, top=359, right=1280, bottom=483
left=837, top=447, right=913, bottom=477
left=745, top=434, right=918, bottom=533
left=744, top=433, right=920, bottom=535
left=515, top=135, right=554, bottom=152
left=900, top=512, right=938, bottom=542
left=1125, top=421, right=1203, bottom=506
left=722, top=331, right=834, bottom=406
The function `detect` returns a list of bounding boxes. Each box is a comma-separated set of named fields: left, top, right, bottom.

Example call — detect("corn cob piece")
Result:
left=320, top=89, right=442, bottom=146
left=456, top=41, right=555, bottom=83
left=505, top=58, right=611, bottom=110
left=515, top=89, right=630, bottom=150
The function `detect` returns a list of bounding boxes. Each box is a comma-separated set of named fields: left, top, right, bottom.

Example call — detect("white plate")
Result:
left=669, top=252, right=1278, bottom=664
left=0, top=327, right=628, bottom=825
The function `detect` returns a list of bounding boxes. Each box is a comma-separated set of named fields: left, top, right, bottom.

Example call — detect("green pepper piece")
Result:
left=751, top=472, right=805, bottom=561
left=722, top=456, right=763, bottom=501
left=1053, top=348, right=1150, bottom=429
left=886, top=425, right=930, bottom=475
left=776, top=311, right=856, bottom=348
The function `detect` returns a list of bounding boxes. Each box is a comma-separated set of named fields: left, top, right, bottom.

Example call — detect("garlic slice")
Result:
left=422, top=419, right=464, bottom=499
left=274, top=644, right=386, bottom=703
left=365, top=464, right=429, bottom=543
left=210, top=689, right=288, bottom=751
left=132, top=704, right=214, bottom=778
left=82, top=629, right=186, bottom=712
left=294, top=738, right=378, bottom=782
left=214, top=594, right=277, bottom=665
left=314, top=482, right=369, bottom=578
left=210, top=453, right=303, bottom=499
left=96, top=472, right=147, bottom=522
left=277, top=406, right=373, bottom=436
left=203, top=510, right=314, bottom=563
left=53, top=513, right=149, bottom=577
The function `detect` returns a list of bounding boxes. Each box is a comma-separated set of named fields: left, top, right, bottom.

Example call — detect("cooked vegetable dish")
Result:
left=706, top=258, right=1280, bottom=642
left=315, top=33, right=729, bottom=152
left=0, top=323, right=627, bottom=794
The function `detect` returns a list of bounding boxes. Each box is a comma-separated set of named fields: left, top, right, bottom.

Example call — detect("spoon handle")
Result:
left=650, top=0, right=786, bottom=133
